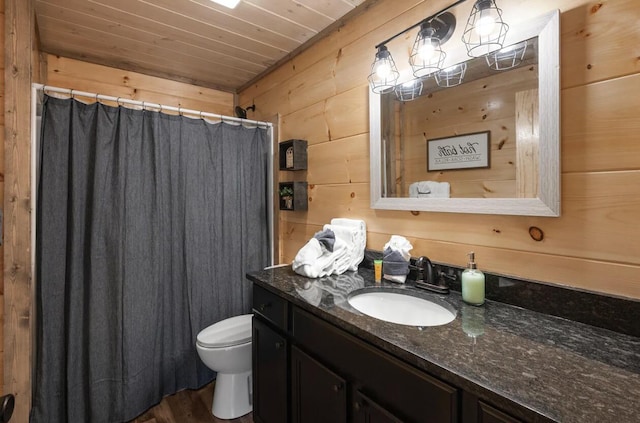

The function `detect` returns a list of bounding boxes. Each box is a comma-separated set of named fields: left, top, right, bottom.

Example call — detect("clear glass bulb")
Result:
left=475, top=14, right=496, bottom=36
left=376, top=62, right=391, bottom=79
left=418, top=39, right=436, bottom=61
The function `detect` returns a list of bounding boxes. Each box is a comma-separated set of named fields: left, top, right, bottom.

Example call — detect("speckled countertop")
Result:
left=247, top=266, right=640, bottom=423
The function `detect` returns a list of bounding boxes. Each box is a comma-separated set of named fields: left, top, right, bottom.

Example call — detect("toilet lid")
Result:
left=197, top=314, right=253, bottom=348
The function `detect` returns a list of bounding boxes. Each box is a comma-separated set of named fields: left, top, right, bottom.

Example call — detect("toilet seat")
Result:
left=197, top=314, right=252, bottom=348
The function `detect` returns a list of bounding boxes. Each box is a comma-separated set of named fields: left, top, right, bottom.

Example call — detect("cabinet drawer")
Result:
left=253, top=284, right=288, bottom=330
left=292, top=307, right=458, bottom=423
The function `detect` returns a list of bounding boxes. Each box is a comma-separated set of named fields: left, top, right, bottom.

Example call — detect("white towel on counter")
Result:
left=292, top=217, right=366, bottom=278
left=292, top=237, right=348, bottom=278
left=329, top=218, right=367, bottom=271
left=409, top=181, right=450, bottom=198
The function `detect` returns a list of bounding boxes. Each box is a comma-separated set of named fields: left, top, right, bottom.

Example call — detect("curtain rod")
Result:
left=33, top=84, right=273, bottom=128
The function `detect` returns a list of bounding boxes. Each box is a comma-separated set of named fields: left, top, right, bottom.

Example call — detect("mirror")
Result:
left=370, top=9, right=560, bottom=216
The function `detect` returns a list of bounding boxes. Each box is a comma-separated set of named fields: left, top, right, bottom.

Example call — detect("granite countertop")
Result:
left=247, top=265, right=640, bottom=423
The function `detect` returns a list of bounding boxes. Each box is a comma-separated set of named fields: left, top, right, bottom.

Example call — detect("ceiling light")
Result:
left=210, top=0, right=241, bottom=9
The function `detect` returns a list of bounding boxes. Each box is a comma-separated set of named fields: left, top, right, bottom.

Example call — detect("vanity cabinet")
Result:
left=291, top=346, right=347, bottom=423
left=252, top=282, right=531, bottom=423
left=252, top=285, right=289, bottom=423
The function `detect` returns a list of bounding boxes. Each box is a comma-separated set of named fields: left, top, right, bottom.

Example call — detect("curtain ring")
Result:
left=158, top=104, right=162, bottom=113
left=200, top=111, right=204, bottom=120
left=142, top=101, right=146, bottom=111
left=95, top=93, right=100, bottom=104
left=178, top=106, right=183, bottom=116
left=70, top=89, right=75, bottom=99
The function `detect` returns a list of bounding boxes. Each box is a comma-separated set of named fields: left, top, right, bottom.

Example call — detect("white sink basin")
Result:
left=348, top=289, right=456, bottom=327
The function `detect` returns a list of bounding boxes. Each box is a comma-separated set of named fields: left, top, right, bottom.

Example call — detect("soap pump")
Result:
left=461, top=252, right=485, bottom=306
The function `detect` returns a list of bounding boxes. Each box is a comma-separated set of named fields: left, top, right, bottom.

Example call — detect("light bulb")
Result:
left=376, top=62, right=391, bottom=79
left=418, top=40, right=436, bottom=61
left=475, top=14, right=496, bottom=36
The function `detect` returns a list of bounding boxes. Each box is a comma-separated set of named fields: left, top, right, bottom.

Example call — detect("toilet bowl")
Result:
left=196, top=314, right=253, bottom=420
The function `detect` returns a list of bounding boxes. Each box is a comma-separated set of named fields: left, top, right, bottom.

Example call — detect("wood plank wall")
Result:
left=0, top=0, right=5, bottom=397
left=4, top=0, right=34, bottom=421
left=46, top=55, right=234, bottom=116
left=239, top=0, right=640, bottom=300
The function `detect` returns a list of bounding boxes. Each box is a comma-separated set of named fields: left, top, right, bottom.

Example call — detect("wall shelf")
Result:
left=279, top=181, right=308, bottom=211
left=279, top=139, right=308, bottom=171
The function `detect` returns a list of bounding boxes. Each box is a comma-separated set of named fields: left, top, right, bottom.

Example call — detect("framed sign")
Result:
left=427, top=131, right=490, bottom=171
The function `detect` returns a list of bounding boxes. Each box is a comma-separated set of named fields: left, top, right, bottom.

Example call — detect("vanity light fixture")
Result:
left=409, top=14, right=455, bottom=78
left=435, top=63, right=468, bottom=87
left=462, top=0, right=509, bottom=57
left=368, top=46, right=401, bottom=93
left=485, top=40, right=528, bottom=70
left=368, top=0, right=510, bottom=94
left=210, top=0, right=241, bottom=9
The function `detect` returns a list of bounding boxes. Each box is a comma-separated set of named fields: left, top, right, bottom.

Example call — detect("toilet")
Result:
left=196, top=314, right=253, bottom=420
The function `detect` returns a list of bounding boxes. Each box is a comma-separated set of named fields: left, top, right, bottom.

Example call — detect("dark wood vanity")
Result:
left=252, top=283, right=522, bottom=423
left=249, top=266, right=640, bottom=423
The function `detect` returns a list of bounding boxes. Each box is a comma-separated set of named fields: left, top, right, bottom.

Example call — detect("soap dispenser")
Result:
left=462, top=252, right=485, bottom=306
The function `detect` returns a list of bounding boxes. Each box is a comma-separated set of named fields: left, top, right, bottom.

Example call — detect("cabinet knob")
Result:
left=258, top=302, right=271, bottom=312
left=332, top=383, right=343, bottom=392
left=275, top=341, right=284, bottom=350
left=354, top=401, right=361, bottom=412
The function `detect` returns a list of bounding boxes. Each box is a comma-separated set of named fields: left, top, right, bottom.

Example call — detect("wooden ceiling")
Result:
left=34, top=0, right=369, bottom=92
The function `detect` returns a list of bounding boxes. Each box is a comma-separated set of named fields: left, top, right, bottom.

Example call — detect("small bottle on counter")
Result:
left=461, top=252, right=485, bottom=306
left=373, top=259, right=383, bottom=283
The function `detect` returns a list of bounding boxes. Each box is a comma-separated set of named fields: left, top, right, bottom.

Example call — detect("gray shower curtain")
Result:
left=32, top=96, right=270, bottom=423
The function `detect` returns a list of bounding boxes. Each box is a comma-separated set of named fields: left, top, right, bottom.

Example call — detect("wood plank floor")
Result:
left=129, top=382, right=254, bottom=423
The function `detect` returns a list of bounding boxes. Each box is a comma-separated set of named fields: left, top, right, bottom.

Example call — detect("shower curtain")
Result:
left=32, top=96, right=270, bottom=423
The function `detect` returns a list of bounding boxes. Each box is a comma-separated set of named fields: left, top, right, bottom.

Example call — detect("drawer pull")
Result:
left=258, top=302, right=271, bottom=312
left=275, top=341, right=284, bottom=350
left=354, top=401, right=361, bottom=412
left=333, top=383, right=343, bottom=392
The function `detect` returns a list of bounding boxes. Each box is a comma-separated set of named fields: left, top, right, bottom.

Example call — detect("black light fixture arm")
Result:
left=374, top=0, right=468, bottom=49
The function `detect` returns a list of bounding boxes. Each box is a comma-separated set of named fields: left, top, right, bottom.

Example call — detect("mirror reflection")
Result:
left=381, top=36, right=539, bottom=199
left=369, top=9, right=560, bottom=217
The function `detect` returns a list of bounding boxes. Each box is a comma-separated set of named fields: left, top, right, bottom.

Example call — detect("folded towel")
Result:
left=382, top=248, right=410, bottom=276
left=409, top=181, right=450, bottom=198
left=292, top=238, right=335, bottom=278
left=292, top=236, right=349, bottom=278
left=382, top=235, right=413, bottom=283
left=330, top=218, right=367, bottom=271
left=314, top=228, right=335, bottom=252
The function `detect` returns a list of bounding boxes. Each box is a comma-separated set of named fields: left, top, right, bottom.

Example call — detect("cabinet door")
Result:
left=291, top=346, right=347, bottom=423
left=478, top=401, right=523, bottom=423
left=352, top=390, right=403, bottom=423
left=253, top=317, right=288, bottom=423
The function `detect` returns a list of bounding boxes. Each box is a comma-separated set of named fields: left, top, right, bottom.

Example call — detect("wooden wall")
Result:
left=239, top=0, right=640, bottom=300
left=45, top=55, right=234, bottom=116
left=0, top=0, right=5, bottom=396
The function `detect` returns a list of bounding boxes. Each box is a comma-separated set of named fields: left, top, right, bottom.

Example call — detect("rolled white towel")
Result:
left=292, top=238, right=335, bottom=278
left=329, top=218, right=367, bottom=271
left=409, top=181, right=450, bottom=198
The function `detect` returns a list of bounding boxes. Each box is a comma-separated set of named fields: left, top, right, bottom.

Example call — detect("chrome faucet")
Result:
left=410, top=256, right=451, bottom=294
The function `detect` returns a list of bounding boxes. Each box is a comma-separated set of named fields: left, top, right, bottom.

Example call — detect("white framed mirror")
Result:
left=370, top=9, right=560, bottom=216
